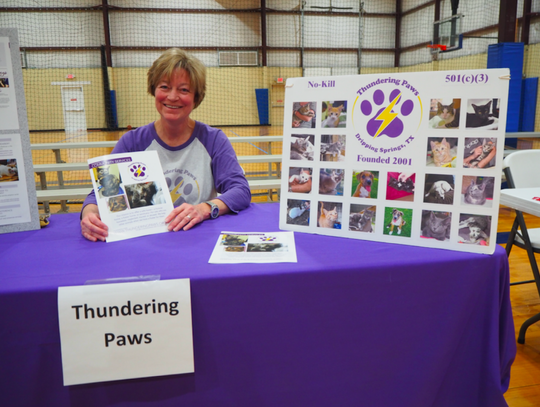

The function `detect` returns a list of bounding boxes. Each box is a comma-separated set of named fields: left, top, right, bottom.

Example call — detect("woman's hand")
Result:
left=80, top=204, right=108, bottom=242
left=165, top=203, right=206, bottom=232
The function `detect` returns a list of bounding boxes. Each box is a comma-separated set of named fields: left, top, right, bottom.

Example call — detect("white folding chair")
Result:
left=503, top=149, right=540, bottom=343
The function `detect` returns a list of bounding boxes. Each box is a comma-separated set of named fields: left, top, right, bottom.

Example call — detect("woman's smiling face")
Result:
left=154, top=68, right=195, bottom=125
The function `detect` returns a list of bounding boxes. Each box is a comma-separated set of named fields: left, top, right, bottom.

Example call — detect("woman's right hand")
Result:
left=80, top=204, right=108, bottom=242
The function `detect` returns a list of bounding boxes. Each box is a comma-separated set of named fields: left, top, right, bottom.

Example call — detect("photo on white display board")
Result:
left=279, top=69, right=510, bottom=254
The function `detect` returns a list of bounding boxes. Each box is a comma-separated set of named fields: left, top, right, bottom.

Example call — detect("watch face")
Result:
left=211, top=206, right=219, bottom=218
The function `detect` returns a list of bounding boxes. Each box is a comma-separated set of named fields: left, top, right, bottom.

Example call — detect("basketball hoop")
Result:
left=427, top=44, right=447, bottom=61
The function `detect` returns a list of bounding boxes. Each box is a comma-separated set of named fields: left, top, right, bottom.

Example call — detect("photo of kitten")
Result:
left=288, top=167, right=312, bottom=193
left=319, top=168, right=344, bottom=195
left=463, top=138, right=496, bottom=169
left=107, top=195, right=128, bottom=213
left=95, top=164, right=123, bottom=198
left=428, top=99, right=460, bottom=129
left=321, top=101, right=347, bottom=128
left=292, top=102, right=316, bottom=128
left=465, top=99, right=499, bottom=130
left=426, top=137, right=457, bottom=167
left=320, top=134, right=346, bottom=162
left=125, top=181, right=166, bottom=209
left=386, top=172, right=415, bottom=201
left=290, top=134, right=315, bottom=161
left=458, top=214, right=491, bottom=245
left=287, top=199, right=310, bottom=226
left=318, top=201, right=342, bottom=229
left=461, top=176, right=494, bottom=207
left=349, top=204, right=376, bottom=233
left=423, top=174, right=454, bottom=205
left=421, top=210, right=451, bottom=241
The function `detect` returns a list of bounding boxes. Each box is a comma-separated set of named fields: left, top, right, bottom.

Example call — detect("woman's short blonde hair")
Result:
left=147, top=48, right=206, bottom=108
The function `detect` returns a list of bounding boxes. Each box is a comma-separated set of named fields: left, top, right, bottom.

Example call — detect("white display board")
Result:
left=279, top=69, right=510, bottom=254
left=0, top=29, right=40, bottom=233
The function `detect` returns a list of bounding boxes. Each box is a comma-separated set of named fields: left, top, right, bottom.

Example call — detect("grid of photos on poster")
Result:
left=280, top=70, right=508, bottom=254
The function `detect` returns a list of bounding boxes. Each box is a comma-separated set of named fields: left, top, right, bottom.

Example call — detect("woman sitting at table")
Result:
left=80, top=48, right=251, bottom=242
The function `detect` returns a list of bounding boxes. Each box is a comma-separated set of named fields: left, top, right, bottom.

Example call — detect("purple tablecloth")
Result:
left=0, top=203, right=515, bottom=407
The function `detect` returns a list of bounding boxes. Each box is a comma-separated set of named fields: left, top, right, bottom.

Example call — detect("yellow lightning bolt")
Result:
left=136, top=167, right=143, bottom=176
left=374, top=92, right=401, bottom=138
left=170, top=179, right=184, bottom=203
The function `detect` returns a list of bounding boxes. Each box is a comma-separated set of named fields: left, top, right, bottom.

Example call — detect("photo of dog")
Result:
left=383, top=207, right=412, bottom=237
left=352, top=170, right=377, bottom=198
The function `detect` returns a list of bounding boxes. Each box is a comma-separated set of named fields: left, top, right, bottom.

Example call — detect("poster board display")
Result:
left=0, top=28, right=40, bottom=233
left=279, top=69, right=510, bottom=254
left=88, top=151, right=174, bottom=242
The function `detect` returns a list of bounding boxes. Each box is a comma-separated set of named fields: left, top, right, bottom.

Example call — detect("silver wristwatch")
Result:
left=205, top=201, right=219, bottom=219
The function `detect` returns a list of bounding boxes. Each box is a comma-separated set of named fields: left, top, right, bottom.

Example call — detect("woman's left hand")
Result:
left=165, top=203, right=204, bottom=232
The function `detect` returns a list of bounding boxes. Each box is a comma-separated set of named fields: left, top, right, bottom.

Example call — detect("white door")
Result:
left=61, top=86, right=87, bottom=133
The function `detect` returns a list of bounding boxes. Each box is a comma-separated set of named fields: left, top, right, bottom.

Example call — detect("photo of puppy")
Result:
left=383, top=207, right=412, bottom=237
left=388, top=209, right=405, bottom=235
left=352, top=171, right=376, bottom=198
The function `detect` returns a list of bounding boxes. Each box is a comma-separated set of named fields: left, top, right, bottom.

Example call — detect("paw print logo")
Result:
left=260, top=236, right=277, bottom=242
left=128, top=162, right=148, bottom=180
left=360, top=89, right=414, bottom=139
left=166, top=174, right=199, bottom=206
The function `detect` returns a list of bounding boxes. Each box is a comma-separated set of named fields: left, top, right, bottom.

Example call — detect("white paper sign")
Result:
left=88, top=151, right=174, bottom=242
left=280, top=69, right=510, bottom=254
left=208, top=231, right=297, bottom=263
left=58, top=279, right=194, bottom=386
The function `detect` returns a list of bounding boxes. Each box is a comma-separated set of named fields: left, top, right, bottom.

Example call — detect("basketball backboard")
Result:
left=433, top=14, right=464, bottom=53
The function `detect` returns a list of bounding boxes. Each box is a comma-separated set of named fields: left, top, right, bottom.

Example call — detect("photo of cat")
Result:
left=0, top=159, right=18, bottom=182
left=290, top=134, right=315, bottom=161
left=287, top=199, right=310, bottom=226
left=292, top=102, right=316, bottom=128
left=125, top=181, right=166, bottom=209
left=321, top=101, right=347, bottom=128
left=421, top=210, right=451, bottom=241
left=426, top=137, right=457, bottom=167
left=221, top=234, right=249, bottom=247
left=95, top=164, right=124, bottom=198
left=463, top=137, right=497, bottom=169
left=465, top=99, right=499, bottom=130
left=319, top=168, right=344, bottom=195
left=458, top=214, right=492, bottom=245
left=349, top=204, right=376, bottom=233
left=318, top=201, right=342, bottom=229
left=288, top=167, right=312, bottom=193
left=107, top=195, right=128, bottom=213
left=428, top=98, right=460, bottom=129
left=461, top=176, right=495, bottom=207
left=423, top=174, right=454, bottom=205
left=320, top=134, right=346, bottom=161
left=383, top=207, right=412, bottom=237
left=386, top=172, right=415, bottom=201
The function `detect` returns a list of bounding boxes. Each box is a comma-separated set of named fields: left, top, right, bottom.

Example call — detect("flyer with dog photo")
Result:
left=88, top=151, right=174, bottom=243
left=279, top=69, right=509, bottom=254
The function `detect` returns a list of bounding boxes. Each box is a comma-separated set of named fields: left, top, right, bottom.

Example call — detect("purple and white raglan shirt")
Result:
left=83, top=121, right=251, bottom=213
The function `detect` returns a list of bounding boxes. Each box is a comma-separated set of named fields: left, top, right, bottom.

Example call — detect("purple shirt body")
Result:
left=83, top=121, right=251, bottom=213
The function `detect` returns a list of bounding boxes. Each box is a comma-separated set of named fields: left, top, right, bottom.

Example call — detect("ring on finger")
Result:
left=186, top=214, right=192, bottom=220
